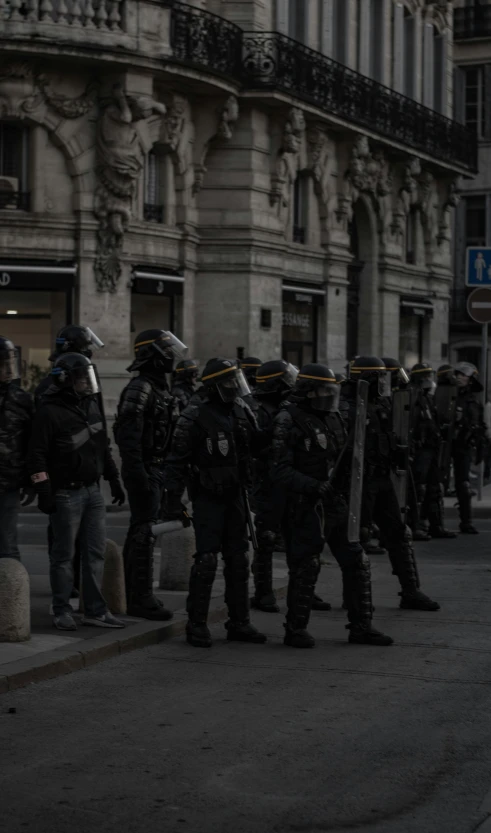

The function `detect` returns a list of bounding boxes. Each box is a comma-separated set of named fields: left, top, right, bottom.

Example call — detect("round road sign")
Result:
left=467, top=287, right=491, bottom=324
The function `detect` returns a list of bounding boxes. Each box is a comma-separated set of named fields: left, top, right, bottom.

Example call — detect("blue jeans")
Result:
left=50, top=484, right=107, bottom=617
left=0, top=490, right=20, bottom=560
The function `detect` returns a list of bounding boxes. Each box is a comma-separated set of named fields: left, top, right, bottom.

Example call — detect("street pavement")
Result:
left=3, top=520, right=491, bottom=832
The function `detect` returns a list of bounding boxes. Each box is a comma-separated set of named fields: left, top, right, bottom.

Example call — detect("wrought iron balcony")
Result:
left=241, top=32, right=477, bottom=173
left=0, top=191, right=30, bottom=210
left=454, top=3, right=491, bottom=40
left=170, top=1, right=243, bottom=79
left=143, top=203, right=164, bottom=223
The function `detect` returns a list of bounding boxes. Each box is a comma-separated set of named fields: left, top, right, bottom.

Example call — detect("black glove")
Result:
left=162, top=492, right=192, bottom=527
left=20, top=487, right=36, bottom=507
left=36, top=481, right=56, bottom=515
left=317, top=481, right=335, bottom=499
left=109, top=478, right=125, bottom=506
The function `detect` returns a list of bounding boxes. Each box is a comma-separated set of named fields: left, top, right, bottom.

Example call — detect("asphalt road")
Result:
left=3, top=521, right=491, bottom=833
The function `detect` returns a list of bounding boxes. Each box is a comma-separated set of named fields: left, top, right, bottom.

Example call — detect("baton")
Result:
left=243, top=486, right=259, bottom=551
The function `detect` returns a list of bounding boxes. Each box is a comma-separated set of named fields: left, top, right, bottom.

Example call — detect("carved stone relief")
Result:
left=339, top=136, right=394, bottom=243
left=192, top=94, right=239, bottom=195
left=270, top=107, right=305, bottom=225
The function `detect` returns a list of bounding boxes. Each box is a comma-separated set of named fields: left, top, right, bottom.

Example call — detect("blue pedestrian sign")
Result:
left=466, top=247, right=491, bottom=286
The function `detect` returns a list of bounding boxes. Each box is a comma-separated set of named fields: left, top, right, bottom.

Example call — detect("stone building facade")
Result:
left=0, top=0, right=475, bottom=411
left=453, top=0, right=491, bottom=394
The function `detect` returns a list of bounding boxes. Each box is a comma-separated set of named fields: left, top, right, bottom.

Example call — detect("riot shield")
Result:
left=391, top=388, right=412, bottom=520
left=434, top=385, right=457, bottom=490
left=348, top=379, right=369, bottom=544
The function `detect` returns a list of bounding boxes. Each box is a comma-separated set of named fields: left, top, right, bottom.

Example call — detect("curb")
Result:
left=445, top=506, right=491, bottom=519
left=0, top=582, right=288, bottom=694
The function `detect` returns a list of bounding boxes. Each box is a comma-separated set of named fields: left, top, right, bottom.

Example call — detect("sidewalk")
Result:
left=444, top=480, right=491, bottom=518
left=0, top=542, right=289, bottom=693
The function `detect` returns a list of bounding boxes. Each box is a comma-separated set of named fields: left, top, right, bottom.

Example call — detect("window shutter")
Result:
left=276, top=0, right=289, bottom=34
left=393, top=2, right=404, bottom=93
left=483, top=64, right=491, bottom=139
left=453, top=66, right=465, bottom=124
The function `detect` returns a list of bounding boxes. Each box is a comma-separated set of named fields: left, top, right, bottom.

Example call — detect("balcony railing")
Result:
left=454, top=4, right=491, bottom=40
left=241, top=32, right=476, bottom=172
left=0, top=191, right=30, bottom=210
left=170, top=1, right=243, bottom=79
left=143, top=203, right=164, bottom=223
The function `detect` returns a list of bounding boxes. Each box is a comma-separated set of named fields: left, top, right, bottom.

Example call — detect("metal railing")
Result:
left=0, top=191, right=30, bottom=210
left=170, top=1, right=243, bottom=79
left=454, top=4, right=491, bottom=40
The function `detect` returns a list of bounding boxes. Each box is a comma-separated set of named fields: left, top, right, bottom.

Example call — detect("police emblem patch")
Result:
left=218, top=432, right=229, bottom=456
left=304, top=438, right=311, bottom=451
left=317, top=433, right=327, bottom=449
left=206, top=438, right=213, bottom=454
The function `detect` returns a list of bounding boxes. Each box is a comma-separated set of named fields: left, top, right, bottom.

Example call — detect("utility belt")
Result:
left=145, top=456, right=165, bottom=467
left=365, top=462, right=391, bottom=478
left=56, top=480, right=97, bottom=491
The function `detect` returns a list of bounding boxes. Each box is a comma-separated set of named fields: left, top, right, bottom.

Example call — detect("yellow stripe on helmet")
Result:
left=411, top=366, right=433, bottom=374
left=134, top=335, right=170, bottom=349
left=298, top=373, right=336, bottom=382
left=256, top=371, right=286, bottom=381
left=350, top=366, right=386, bottom=372
left=202, top=365, right=237, bottom=382
left=175, top=365, right=198, bottom=372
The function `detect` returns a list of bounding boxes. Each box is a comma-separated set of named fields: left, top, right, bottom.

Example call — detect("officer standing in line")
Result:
left=453, top=362, right=486, bottom=534
left=407, top=363, right=456, bottom=540
left=271, top=363, right=393, bottom=648
left=28, top=353, right=125, bottom=631
left=241, top=357, right=262, bottom=394
left=115, top=329, right=188, bottom=620
left=171, top=359, right=199, bottom=413
left=341, top=357, right=440, bottom=611
left=165, top=358, right=267, bottom=648
left=0, top=337, right=34, bottom=559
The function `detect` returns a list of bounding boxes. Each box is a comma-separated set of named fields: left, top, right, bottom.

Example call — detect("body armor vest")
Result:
left=288, top=404, right=340, bottom=481
left=194, top=402, right=247, bottom=494
left=412, top=391, right=440, bottom=447
left=366, top=399, right=396, bottom=463
left=144, top=386, right=176, bottom=462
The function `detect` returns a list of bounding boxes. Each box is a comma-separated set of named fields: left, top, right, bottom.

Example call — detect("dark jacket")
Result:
left=409, top=388, right=440, bottom=450
left=27, top=388, right=118, bottom=491
left=0, top=382, right=33, bottom=494
left=171, top=381, right=195, bottom=414
left=114, top=373, right=178, bottom=489
left=165, top=394, right=259, bottom=498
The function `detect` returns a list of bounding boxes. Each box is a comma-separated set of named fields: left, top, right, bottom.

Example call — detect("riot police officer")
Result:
left=115, top=329, right=187, bottom=620
left=453, top=362, right=486, bottom=534
left=165, top=358, right=267, bottom=648
left=171, top=359, right=199, bottom=413
left=250, top=359, right=297, bottom=612
left=437, top=364, right=457, bottom=387
left=271, top=363, right=393, bottom=648
left=341, top=357, right=440, bottom=611
left=382, top=357, right=410, bottom=393
left=241, top=357, right=262, bottom=392
left=35, top=325, right=105, bottom=404
left=408, top=363, right=456, bottom=540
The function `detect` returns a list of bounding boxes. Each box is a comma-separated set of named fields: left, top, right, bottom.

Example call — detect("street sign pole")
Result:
left=466, top=290, right=491, bottom=502
left=479, top=323, right=488, bottom=501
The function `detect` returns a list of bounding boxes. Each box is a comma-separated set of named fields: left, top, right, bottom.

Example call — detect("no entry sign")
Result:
left=467, top=287, right=491, bottom=324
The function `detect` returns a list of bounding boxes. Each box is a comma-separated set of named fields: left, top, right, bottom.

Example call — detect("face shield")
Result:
left=376, top=371, right=391, bottom=398
left=307, top=382, right=340, bottom=412
left=398, top=367, right=410, bottom=386
left=72, top=365, right=100, bottom=397
left=420, top=371, right=435, bottom=392
left=282, top=363, right=299, bottom=389
left=0, top=348, right=20, bottom=383
left=157, top=331, right=188, bottom=360
left=85, top=328, right=104, bottom=350
left=216, top=368, right=251, bottom=403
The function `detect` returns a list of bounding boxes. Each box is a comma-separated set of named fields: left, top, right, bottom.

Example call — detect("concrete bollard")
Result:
left=159, top=523, right=195, bottom=591
left=0, top=558, right=30, bottom=642
left=101, top=539, right=127, bottom=615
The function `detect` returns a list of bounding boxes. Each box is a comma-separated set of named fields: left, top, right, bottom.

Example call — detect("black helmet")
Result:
left=128, top=329, right=187, bottom=374
left=51, top=325, right=104, bottom=361
left=410, top=362, right=435, bottom=391
left=174, top=358, right=199, bottom=383
left=294, top=363, right=339, bottom=412
left=350, top=356, right=391, bottom=397
left=455, top=361, right=483, bottom=392
left=255, top=360, right=298, bottom=396
left=437, top=364, right=456, bottom=386
left=51, top=353, right=99, bottom=397
left=201, top=358, right=250, bottom=403
left=382, top=356, right=410, bottom=390
left=241, top=357, right=262, bottom=386
left=334, top=372, right=347, bottom=384
left=0, top=336, right=19, bottom=383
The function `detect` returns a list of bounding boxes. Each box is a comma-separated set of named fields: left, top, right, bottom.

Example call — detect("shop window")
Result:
left=293, top=173, right=308, bottom=244
left=144, top=149, right=164, bottom=223
left=0, top=123, right=29, bottom=210
left=465, top=196, right=486, bottom=247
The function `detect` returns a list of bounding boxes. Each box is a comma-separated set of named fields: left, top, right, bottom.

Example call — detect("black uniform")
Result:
left=453, top=367, right=486, bottom=533
left=408, top=382, right=454, bottom=538
left=171, top=358, right=199, bottom=413
left=271, top=363, right=393, bottom=648
left=165, top=358, right=266, bottom=648
left=341, top=374, right=440, bottom=611
left=0, top=376, right=33, bottom=559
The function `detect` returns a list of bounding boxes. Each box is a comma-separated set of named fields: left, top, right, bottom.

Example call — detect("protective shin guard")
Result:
left=285, top=555, right=321, bottom=631
left=342, top=551, right=373, bottom=627
left=223, top=552, right=251, bottom=624
left=186, top=552, right=218, bottom=625
left=251, top=542, right=279, bottom=612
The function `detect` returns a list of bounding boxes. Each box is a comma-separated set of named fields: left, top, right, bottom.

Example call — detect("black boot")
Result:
left=185, top=552, right=217, bottom=645
left=128, top=596, right=174, bottom=621
left=283, top=554, right=320, bottom=649
left=391, top=538, right=440, bottom=611
left=311, top=593, right=332, bottom=611
left=413, top=527, right=432, bottom=542
left=428, top=525, right=457, bottom=539
left=125, top=524, right=174, bottom=620
left=460, top=522, right=479, bottom=534
left=224, top=553, right=267, bottom=644
left=342, top=551, right=393, bottom=647
left=399, top=589, right=440, bottom=611
left=186, top=622, right=212, bottom=648
left=251, top=543, right=279, bottom=613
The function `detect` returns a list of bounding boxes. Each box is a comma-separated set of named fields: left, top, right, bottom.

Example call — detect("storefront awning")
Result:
left=400, top=297, right=434, bottom=318
left=282, top=282, right=326, bottom=306
left=131, top=268, right=184, bottom=296
left=0, top=261, right=77, bottom=290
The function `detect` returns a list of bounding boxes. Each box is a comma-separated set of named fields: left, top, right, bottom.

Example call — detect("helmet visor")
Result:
left=378, top=371, right=391, bottom=398
left=85, top=328, right=104, bottom=350
left=420, top=373, right=435, bottom=391
left=398, top=368, right=410, bottom=386
left=154, top=331, right=188, bottom=360
left=282, top=363, right=299, bottom=389
left=0, top=349, right=19, bottom=382
left=309, top=382, right=340, bottom=412
left=455, top=362, right=477, bottom=379
left=72, top=365, right=100, bottom=397
left=217, top=368, right=251, bottom=403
